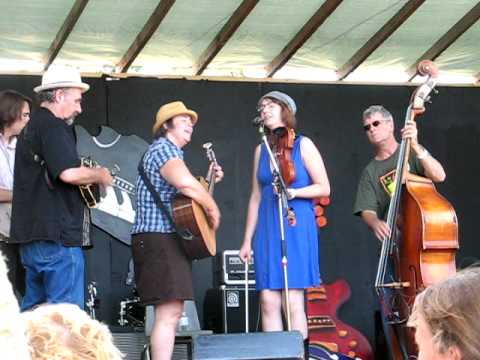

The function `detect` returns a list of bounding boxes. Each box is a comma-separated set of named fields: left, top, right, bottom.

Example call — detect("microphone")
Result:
left=252, top=116, right=263, bottom=126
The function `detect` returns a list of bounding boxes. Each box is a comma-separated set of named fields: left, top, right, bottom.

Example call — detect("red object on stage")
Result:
left=313, top=196, right=330, bottom=229
left=306, top=279, right=373, bottom=360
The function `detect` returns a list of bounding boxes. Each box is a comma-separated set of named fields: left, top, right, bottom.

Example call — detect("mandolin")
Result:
left=79, top=157, right=135, bottom=218
left=307, top=279, right=373, bottom=360
left=172, top=142, right=218, bottom=260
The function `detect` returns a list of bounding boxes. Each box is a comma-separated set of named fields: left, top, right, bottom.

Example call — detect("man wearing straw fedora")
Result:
left=9, top=66, right=113, bottom=311
left=132, top=101, right=223, bottom=360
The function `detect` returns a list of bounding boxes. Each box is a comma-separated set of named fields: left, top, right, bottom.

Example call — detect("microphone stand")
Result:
left=256, top=121, right=293, bottom=331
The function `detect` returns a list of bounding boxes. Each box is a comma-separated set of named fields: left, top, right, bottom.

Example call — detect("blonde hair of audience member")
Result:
left=408, top=267, right=480, bottom=360
left=0, top=254, right=30, bottom=360
left=22, top=303, right=123, bottom=360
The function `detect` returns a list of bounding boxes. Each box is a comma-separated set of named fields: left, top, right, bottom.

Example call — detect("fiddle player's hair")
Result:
left=0, top=90, right=32, bottom=132
left=362, top=105, right=393, bottom=122
left=408, top=266, right=480, bottom=359
left=265, top=97, right=297, bottom=129
left=22, top=303, right=123, bottom=360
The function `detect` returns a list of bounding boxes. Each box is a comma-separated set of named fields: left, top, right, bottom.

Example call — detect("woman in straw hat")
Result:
left=408, top=266, right=480, bottom=360
left=131, top=101, right=223, bottom=360
left=240, top=91, right=330, bottom=356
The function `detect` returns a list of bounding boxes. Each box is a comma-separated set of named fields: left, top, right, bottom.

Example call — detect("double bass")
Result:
left=375, top=60, right=459, bottom=359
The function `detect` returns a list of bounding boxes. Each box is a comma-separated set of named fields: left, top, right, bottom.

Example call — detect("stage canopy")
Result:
left=1, top=0, right=479, bottom=84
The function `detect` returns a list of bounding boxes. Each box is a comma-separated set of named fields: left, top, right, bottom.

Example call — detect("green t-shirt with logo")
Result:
left=353, top=147, right=424, bottom=220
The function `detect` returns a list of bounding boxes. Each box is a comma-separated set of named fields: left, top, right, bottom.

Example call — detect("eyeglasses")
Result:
left=363, top=120, right=383, bottom=132
left=257, top=100, right=276, bottom=113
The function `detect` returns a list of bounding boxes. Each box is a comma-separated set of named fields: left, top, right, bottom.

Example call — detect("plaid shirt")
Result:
left=132, top=137, right=183, bottom=234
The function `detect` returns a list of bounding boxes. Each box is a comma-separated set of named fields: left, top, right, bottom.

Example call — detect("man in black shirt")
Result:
left=10, top=66, right=113, bottom=311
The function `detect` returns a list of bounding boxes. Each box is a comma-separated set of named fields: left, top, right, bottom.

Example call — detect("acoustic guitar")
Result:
left=172, top=142, right=218, bottom=260
left=307, top=279, right=373, bottom=360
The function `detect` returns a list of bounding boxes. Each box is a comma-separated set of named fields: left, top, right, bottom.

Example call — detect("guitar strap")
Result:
left=137, top=154, right=193, bottom=241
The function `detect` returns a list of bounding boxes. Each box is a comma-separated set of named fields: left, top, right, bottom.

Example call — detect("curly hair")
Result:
left=0, top=254, right=30, bottom=360
left=408, top=266, right=480, bottom=359
left=22, top=303, right=123, bottom=360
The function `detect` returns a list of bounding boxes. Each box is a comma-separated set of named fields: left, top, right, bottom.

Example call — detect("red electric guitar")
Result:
left=307, top=279, right=373, bottom=360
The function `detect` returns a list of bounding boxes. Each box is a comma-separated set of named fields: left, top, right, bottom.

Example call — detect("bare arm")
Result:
left=401, top=121, right=446, bottom=182
left=0, top=188, right=12, bottom=203
left=411, top=143, right=446, bottom=182
left=239, top=145, right=261, bottom=262
left=290, top=137, right=330, bottom=199
left=59, top=166, right=113, bottom=186
left=361, top=210, right=390, bottom=241
left=160, top=158, right=220, bottom=230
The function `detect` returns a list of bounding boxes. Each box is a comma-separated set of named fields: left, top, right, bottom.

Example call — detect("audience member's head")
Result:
left=408, top=267, right=480, bottom=360
left=22, top=303, right=123, bottom=360
left=0, top=253, right=30, bottom=359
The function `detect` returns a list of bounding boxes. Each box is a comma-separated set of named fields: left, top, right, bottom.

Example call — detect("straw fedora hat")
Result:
left=34, top=66, right=90, bottom=93
left=152, top=101, right=198, bottom=135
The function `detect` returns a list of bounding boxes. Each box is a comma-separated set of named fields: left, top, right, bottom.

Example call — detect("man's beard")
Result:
left=66, top=117, right=75, bottom=125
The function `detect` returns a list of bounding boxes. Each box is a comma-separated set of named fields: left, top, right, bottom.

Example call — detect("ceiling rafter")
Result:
left=43, top=0, right=89, bottom=70
left=117, top=0, right=175, bottom=73
left=193, top=0, right=259, bottom=76
left=336, top=0, right=425, bottom=80
left=265, top=0, right=342, bottom=78
left=406, top=2, right=480, bottom=80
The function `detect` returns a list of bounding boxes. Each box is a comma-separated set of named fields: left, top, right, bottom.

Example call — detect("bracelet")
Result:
left=417, top=148, right=430, bottom=160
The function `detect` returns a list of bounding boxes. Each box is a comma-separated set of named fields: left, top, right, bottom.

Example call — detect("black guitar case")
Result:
left=75, top=125, right=148, bottom=245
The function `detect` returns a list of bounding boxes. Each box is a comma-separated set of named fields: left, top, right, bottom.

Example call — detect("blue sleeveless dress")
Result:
left=253, top=136, right=320, bottom=290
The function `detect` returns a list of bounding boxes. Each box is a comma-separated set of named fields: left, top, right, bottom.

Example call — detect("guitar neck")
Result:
left=307, top=315, right=336, bottom=329
left=113, top=176, right=135, bottom=195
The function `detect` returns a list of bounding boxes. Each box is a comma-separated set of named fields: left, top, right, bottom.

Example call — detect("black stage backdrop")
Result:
left=2, top=74, right=479, bottom=349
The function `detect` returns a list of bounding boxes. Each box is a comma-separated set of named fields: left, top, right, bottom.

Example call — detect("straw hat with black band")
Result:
left=152, top=101, right=198, bottom=136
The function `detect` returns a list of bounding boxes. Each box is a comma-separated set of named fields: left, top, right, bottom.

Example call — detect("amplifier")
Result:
left=217, top=250, right=255, bottom=285
left=204, top=285, right=260, bottom=334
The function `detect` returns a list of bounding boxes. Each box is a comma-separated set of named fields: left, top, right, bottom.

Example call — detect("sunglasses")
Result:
left=363, top=120, right=383, bottom=131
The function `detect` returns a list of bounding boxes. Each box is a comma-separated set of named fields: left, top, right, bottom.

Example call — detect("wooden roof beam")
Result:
left=336, top=0, right=425, bottom=80
left=406, top=2, right=480, bottom=80
left=194, top=0, right=259, bottom=76
left=43, top=0, right=89, bottom=70
left=117, top=0, right=175, bottom=73
left=266, top=0, right=343, bottom=77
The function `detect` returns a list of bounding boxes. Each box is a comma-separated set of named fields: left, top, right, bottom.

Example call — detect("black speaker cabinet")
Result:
left=204, top=285, right=260, bottom=333
left=192, top=331, right=304, bottom=360
left=111, top=328, right=146, bottom=360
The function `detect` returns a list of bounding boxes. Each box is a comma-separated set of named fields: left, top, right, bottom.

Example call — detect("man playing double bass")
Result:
left=353, top=105, right=445, bottom=239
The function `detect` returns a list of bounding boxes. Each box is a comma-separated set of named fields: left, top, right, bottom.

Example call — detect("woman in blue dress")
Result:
left=240, top=91, right=330, bottom=349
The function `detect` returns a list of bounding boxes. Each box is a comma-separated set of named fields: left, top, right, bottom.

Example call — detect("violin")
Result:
left=272, top=126, right=296, bottom=186
left=270, top=127, right=297, bottom=225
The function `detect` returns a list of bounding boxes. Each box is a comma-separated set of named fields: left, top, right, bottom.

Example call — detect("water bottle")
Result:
left=178, top=311, right=189, bottom=332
